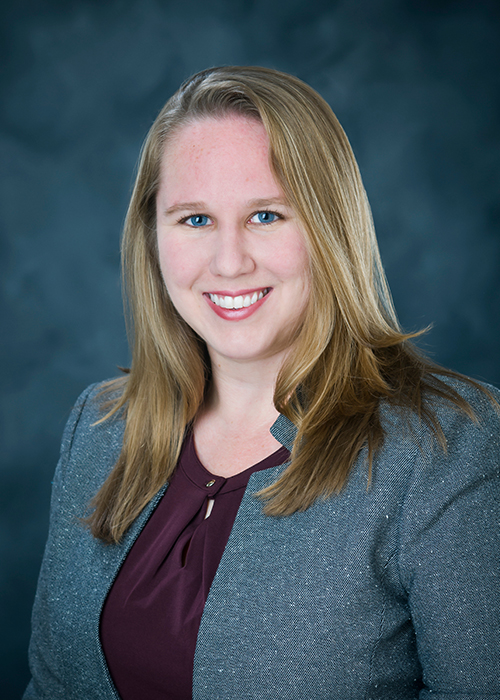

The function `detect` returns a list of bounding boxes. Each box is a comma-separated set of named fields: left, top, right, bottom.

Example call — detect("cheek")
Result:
left=157, top=236, right=198, bottom=292
left=272, top=237, right=310, bottom=287
left=286, top=242, right=311, bottom=311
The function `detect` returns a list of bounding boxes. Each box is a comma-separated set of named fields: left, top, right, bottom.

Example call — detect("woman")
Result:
left=24, top=67, right=500, bottom=700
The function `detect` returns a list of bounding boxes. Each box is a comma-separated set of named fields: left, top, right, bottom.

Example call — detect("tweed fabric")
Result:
left=24, top=379, right=500, bottom=699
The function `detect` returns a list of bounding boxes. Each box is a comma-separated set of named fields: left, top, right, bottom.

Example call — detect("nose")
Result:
left=209, top=225, right=256, bottom=278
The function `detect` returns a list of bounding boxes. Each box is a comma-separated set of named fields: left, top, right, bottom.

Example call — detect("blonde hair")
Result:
left=88, top=66, right=477, bottom=543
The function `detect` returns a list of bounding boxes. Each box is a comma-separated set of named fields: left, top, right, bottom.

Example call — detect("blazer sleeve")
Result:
left=397, top=387, right=500, bottom=699
left=23, top=383, right=99, bottom=700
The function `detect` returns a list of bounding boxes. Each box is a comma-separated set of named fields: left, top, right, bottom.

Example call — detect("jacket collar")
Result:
left=270, top=414, right=297, bottom=451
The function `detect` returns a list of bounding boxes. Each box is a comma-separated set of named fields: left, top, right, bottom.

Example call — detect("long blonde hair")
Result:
left=88, top=66, right=478, bottom=543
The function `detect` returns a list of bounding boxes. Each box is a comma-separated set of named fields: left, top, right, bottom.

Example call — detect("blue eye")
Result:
left=186, top=215, right=210, bottom=227
left=251, top=211, right=280, bottom=224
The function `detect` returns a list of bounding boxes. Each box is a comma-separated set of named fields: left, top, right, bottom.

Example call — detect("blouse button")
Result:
left=205, top=480, right=216, bottom=487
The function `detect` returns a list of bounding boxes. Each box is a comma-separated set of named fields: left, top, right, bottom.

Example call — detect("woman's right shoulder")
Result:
left=70, top=376, right=126, bottom=418
left=55, top=378, right=127, bottom=506
left=60, top=379, right=125, bottom=450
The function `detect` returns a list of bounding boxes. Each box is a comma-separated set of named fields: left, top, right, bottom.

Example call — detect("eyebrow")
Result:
left=247, top=197, right=290, bottom=208
left=162, top=197, right=290, bottom=217
left=163, top=201, right=206, bottom=217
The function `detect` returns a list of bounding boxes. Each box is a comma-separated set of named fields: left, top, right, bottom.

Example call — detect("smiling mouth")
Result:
left=207, top=288, right=271, bottom=310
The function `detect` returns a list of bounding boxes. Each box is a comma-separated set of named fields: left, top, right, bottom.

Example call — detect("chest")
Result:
left=192, top=473, right=420, bottom=699
left=45, top=462, right=421, bottom=700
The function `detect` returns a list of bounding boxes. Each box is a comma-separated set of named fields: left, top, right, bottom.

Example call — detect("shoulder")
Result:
left=65, top=378, right=125, bottom=427
left=374, top=376, right=500, bottom=533
left=379, top=375, right=500, bottom=551
left=62, top=379, right=126, bottom=454
left=391, top=380, right=500, bottom=688
left=427, top=374, right=499, bottom=425
left=381, top=374, right=500, bottom=457
left=54, top=379, right=127, bottom=512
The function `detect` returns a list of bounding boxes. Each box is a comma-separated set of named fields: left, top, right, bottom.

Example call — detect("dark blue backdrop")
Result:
left=1, top=0, right=499, bottom=696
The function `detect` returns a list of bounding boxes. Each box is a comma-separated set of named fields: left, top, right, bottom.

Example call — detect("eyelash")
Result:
left=177, top=214, right=210, bottom=227
left=249, top=210, right=283, bottom=225
left=177, top=210, right=284, bottom=227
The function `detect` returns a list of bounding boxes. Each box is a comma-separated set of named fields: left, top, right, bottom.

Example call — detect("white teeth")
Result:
left=208, top=289, right=269, bottom=309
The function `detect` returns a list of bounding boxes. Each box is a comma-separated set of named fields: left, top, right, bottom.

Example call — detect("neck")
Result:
left=202, top=352, right=284, bottom=429
left=192, top=352, right=286, bottom=476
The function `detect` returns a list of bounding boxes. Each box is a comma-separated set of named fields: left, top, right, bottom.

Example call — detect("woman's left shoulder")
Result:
left=391, top=377, right=500, bottom=690
left=377, top=374, right=500, bottom=498
left=432, top=373, right=500, bottom=419
left=424, top=375, right=500, bottom=454
left=383, top=374, right=499, bottom=449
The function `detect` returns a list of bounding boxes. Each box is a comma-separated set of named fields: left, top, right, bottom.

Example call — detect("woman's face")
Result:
left=155, top=115, right=310, bottom=370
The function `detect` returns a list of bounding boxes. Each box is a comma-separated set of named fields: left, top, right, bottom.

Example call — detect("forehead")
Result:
left=157, top=115, right=285, bottom=208
left=164, top=114, right=269, bottom=160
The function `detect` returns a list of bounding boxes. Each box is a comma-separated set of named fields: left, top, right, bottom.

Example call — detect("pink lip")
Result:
left=206, top=287, right=269, bottom=297
left=204, top=288, right=272, bottom=321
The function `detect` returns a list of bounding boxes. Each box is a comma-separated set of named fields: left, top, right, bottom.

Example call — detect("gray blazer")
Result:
left=24, top=379, right=500, bottom=699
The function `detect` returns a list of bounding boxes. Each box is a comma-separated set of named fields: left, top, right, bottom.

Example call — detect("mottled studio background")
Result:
left=1, top=0, right=499, bottom=696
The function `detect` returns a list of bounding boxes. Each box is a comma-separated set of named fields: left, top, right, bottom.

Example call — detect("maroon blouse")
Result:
left=100, top=431, right=289, bottom=700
